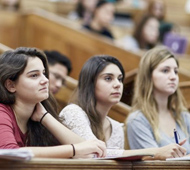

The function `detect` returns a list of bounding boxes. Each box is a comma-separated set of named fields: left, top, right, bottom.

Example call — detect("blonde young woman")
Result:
left=126, top=46, right=190, bottom=155
left=60, top=55, right=187, bottom=160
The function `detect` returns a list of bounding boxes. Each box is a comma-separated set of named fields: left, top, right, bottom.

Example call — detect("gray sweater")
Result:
left=126, top=110, right=190, bottom=154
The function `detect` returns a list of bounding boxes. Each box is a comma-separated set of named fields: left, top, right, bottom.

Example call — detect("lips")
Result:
left=39, top=87, right=48, bottom=91
left=111, top=92, right=121, bottom=96
left=168, top=83, right=176, bottom=87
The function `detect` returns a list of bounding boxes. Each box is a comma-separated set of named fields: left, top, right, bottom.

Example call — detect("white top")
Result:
left=59, top=104, right=124, bottom=156
left=118, top=35, right=139, bottom=52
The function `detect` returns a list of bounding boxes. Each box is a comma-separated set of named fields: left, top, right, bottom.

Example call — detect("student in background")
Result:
left=44, top=50, right=72, bottom=95
left=68, top=0, right=99, bottom=25
left=116, top=15, right=160, bottom=52
left=0, top=0, right=20, bottom=11
left=60, top=54, right=186, bottom=160
left=147, top=0, right=165, bottom=21
left=0, top=47, right=106, bottom=158
left=146, top=0, right=173, bottom=42
left=126, top=46, right=190, bottom=154
left=83, top=0, right=115, bottom=39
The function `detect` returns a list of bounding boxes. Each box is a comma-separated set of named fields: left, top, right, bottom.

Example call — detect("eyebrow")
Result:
left=160, top=65, right=178, bottom=69
left=100, top=73, right=123, bottom=77
left=27, top=69, right=45, bottom=75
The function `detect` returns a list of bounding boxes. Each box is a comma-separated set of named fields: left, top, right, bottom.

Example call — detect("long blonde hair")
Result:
left=131, top=46, right=187, bottom=142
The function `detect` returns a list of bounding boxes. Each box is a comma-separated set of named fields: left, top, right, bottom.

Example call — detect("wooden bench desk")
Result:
left=1, top=158, right=190, bottom=170
left=0, top=158, right=132, bottom=170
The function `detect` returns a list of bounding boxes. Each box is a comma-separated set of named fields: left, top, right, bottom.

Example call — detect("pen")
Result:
left=174, top=129, right=179, bottom=144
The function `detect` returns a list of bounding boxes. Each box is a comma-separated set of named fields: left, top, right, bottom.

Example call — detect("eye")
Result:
left=118, top=77, right=123, bottom=82
left=174, top=69, right=178, bottom=74
left=105, top=76, right=112, bottom=81
left=162, top=69, right=169, bottom=73
left=31, top=74, right=38, bottom=78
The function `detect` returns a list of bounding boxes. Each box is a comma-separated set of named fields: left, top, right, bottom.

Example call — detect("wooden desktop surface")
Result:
left=1, top=158, right=190, bottom=170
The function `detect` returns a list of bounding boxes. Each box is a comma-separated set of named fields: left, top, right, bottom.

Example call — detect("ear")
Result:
left=5, top=79, right=16, bottom=93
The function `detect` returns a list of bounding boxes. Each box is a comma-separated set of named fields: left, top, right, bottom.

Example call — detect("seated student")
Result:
left=0, top=0, right=20, bottom=11
left=83, top=0, right=115, bottom=39
left=116, top=15, right=160, bottom=52
left=68, top=0, right=99, bottom=25
left=126, top=45, right=190, bottom=154
left=0, top=47, right=106, bottom=158
left=44, top=50, right=72, bottom=95
left=60, top=54, right=186, bottom=160
left=146, top=0, right=173, bottom=42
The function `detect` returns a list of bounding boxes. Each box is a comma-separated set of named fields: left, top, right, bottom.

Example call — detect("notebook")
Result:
left=163, top=33, right=187, bottom=54
left=166, top=155, right=190, bottom=161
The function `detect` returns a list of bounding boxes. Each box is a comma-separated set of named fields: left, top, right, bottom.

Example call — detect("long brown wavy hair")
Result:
left=0, top=47, right=60, bottom=146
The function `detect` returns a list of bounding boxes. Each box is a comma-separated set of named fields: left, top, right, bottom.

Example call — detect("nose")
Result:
left=55, top=79, right=62, bottom=88
left=169, top=70, right=177, bottom=80
left=41, top=74, right=49, bottom=84
left=113, top=79, right=121, bottom=88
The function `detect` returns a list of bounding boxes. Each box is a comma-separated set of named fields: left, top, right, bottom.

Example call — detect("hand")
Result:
left=31, top=103, right=47, bottom=122
left=73, top=140, right=106, bottom=159
left=179, top=138, right=187, bottom=146
left=155, top=143, right=186, bottom=160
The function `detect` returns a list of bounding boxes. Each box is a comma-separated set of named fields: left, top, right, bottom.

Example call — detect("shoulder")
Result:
left=83, top=24, right=91, bottom=30
left=59, top=104, right=90, bottom=123
left=60, top=103, right=86, bottom=117
left=127, top=110, right=146, bottom=122
left=122, top=35, right=137, bottom=43
left=126, top=110, right=151, bottom=127
left=0, top=103, right=11, bottom=110
left=0, top=104, right=15, bottom=125
left=60, top=104, right=84, bottom=114
left=107, top=117, right=123, bottom=128
left=119, top=35, right=139, bottom=51
left=67, top=11, right=79, bottom=20
left=102, top=28, right=113, bottom=38
left=181, top=111, right=190, bottom=122
left=0, top=104, right=13, bottom=117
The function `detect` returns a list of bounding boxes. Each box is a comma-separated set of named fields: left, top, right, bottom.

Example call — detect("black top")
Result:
left=83, top=25, right=114, bottom=39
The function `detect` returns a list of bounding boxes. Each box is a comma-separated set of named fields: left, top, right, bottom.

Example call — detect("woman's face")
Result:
left=152, top=58, right=179, bottom=97
left=142, top=18, right=159, bottom=44
left=82, top=0, right=98, bottom=12
left=95, top=63, right=123, bottom=107
left=1, top=0, right=19, bottom=6
left=11, top=57, right=49, bottom=104
left=151, top=1, right=165, bottom=20
left=95, top=3, right=115, bottom=27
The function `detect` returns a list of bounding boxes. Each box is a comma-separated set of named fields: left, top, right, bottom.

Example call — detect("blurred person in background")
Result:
left=83, top=0, right=115, bottom=39
left=44, top=50, right=72, bottom=95
left=0, top=0, right=20, bottom=10
left=68, top=0, right=99, bottom=25
left=116, top=15, right=160, bottom=52
left=146, top=0, right=173, bottom=42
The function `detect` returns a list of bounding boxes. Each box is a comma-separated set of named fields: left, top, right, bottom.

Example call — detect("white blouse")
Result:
left=59, top=104, right=124, bottom=156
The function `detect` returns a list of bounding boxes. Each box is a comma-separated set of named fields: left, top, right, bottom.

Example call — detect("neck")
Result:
left=96, top=103, right=112, bottom=123
left=12, top=100, right=36, bottom=133
left=154, top=92, right=169, bottom=115
left=96, top=103, right=112, bottom=141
